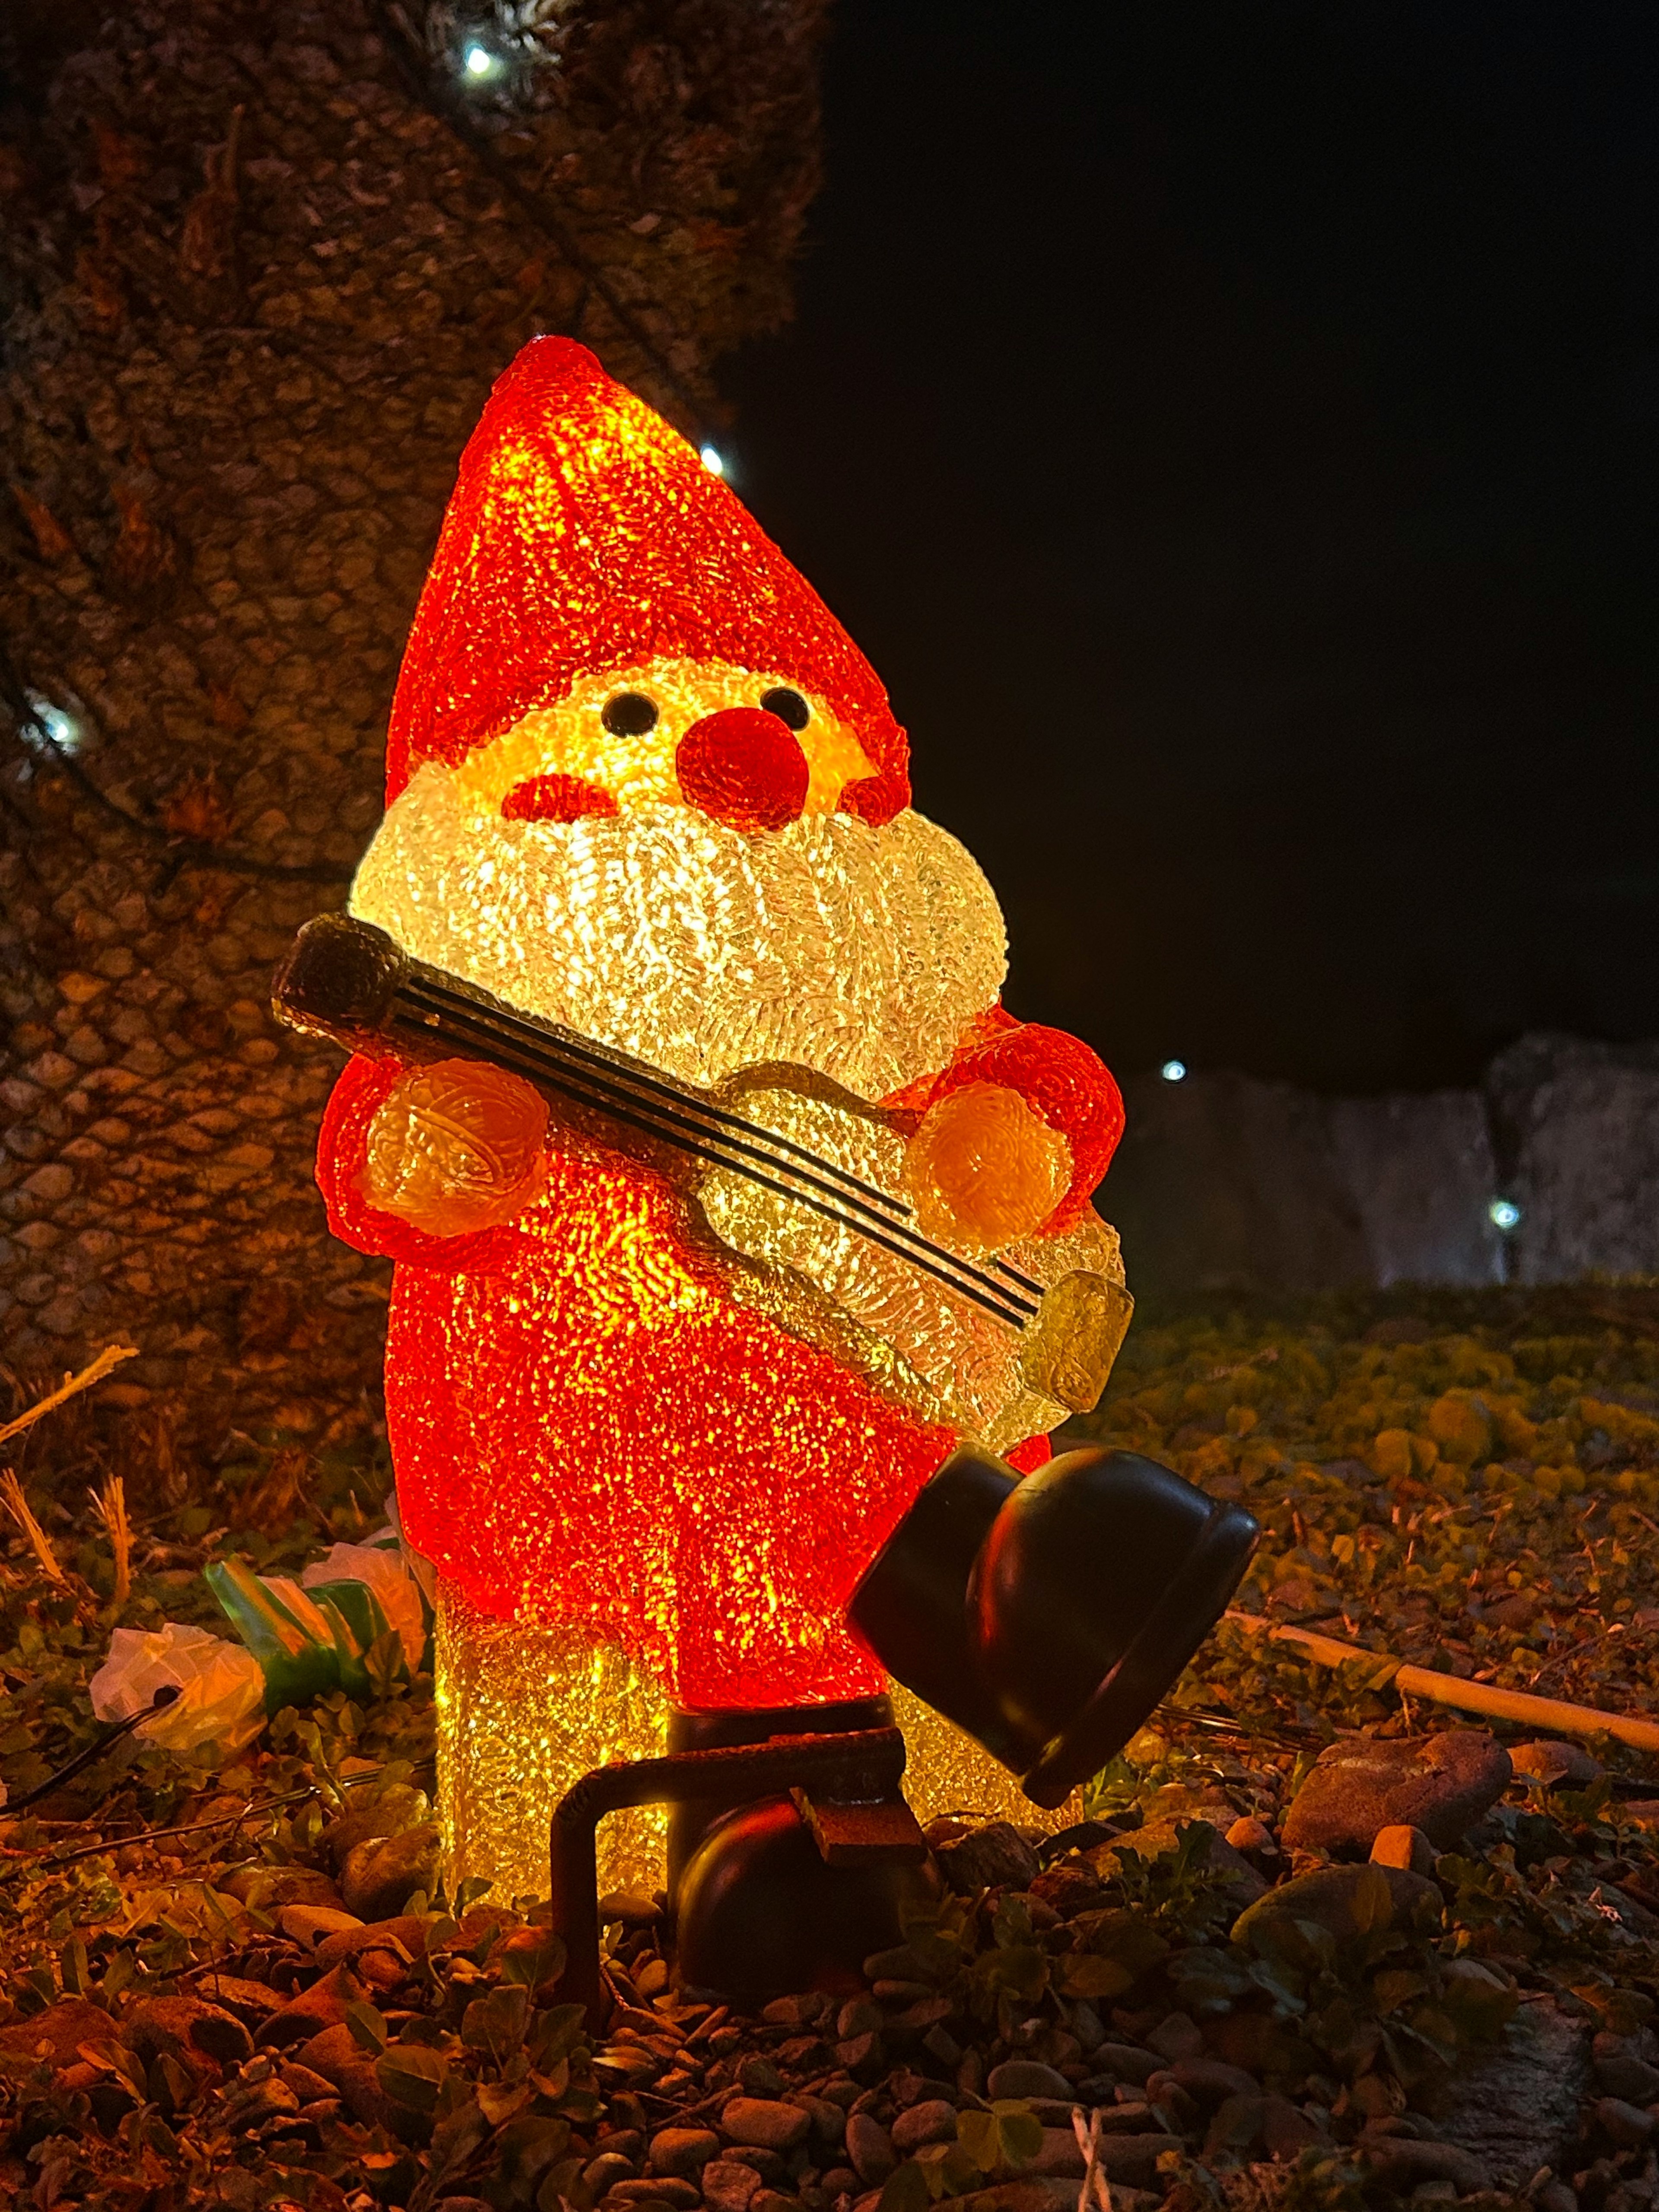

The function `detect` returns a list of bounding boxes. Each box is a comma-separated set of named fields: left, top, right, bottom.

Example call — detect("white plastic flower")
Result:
left=302, top=1541, right=427, bottom=1667
left=90, top=1623, right=267, bottom=1757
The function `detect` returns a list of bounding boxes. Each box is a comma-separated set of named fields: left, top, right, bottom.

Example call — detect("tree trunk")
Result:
left=0, top=0, right=826, bottom=1483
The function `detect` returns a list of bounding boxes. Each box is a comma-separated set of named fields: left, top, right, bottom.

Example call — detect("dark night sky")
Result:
left=721, top=0, right=1659, bottom=1095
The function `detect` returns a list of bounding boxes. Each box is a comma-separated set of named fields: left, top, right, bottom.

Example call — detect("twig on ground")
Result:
left=1, top=1468, right=68, bottom=1586
left=0, top=1344, right=138, bottom=1447
left=88, top=1475, right=132, bottom=1606
left=1229, top=1609, right=1659, bottom=1754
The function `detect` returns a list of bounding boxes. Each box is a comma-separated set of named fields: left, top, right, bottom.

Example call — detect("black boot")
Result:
left=849, top=1443, right=1259, bottom=1808
left=668, top=1700, right=938, bottom=2006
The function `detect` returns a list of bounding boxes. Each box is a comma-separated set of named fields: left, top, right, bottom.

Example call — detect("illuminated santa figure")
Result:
left=297, top=337, right=1253, bottom=1912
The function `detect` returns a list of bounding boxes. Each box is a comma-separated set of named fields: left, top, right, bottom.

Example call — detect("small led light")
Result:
left=1489, top=1197, right=1522, bottom=1233
left=698, top=444, right=726, bottom=478
left=463, top=43, right=499, bottom=79
left=27, top=693, right=81, bottom=754
left=1160, top=1058, right=1187, bottom=1083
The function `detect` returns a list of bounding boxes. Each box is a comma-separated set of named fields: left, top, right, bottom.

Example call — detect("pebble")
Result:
left=584, top=2154, right=639, bottom=2194
left=650, top=2129, right=721, bottom=2177
left=1233, top=1864, right=1441, bottom=1948
left=1595, top=2049, right=1659, bottom=2103
left=931, top=1821, right=1041, bottom=1894
left=722, top=2098, right=811, bottom=2153
left=1370, top=1823, right=1437, bottom=1875
left=1224, top=1817, right=1276, bottom=1855
left=986, top=2060, right=1074, bottom=2101
left=1510, top=1739, right=1604, bottom=1789
left=1595, top=2097, right=1656, bottom=2149
left=611, top=2183, right=700, bottom=2208
left=340, top=1824, right=440, bottom=1920
left=1145, top=2012, right=1204, bottom=2063
left=845, top=2113, right=896, bottom=2185
left=1169, top=2057, right=1259, bottom=2104
left=890, top=2100, right=957, bottom=2152
left=701, top=2160, right=763, bottom=2212
left=1092, top=2044, right=1157, bottom=2085
left=1360, top=2136, right=1491, bottom=2193
left=1281, top=1730, right=1512, bottom=1851
left=276, top=1904, right=364, bottom=1948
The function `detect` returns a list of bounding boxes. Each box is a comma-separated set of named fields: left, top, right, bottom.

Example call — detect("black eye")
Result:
left=760, top=686, right=810, bottom=731
left=601, top=691, right=658, bottom=736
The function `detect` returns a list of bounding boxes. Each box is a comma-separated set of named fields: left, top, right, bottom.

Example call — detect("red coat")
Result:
left=317, top=1014, right=1122, bottom=1711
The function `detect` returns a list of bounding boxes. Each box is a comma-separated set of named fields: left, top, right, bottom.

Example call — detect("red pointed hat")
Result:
left=384, top=337, right=910, bottom=822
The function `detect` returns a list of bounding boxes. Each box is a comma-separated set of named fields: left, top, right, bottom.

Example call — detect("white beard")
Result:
left=350, top=766, right=1009, bottom=1099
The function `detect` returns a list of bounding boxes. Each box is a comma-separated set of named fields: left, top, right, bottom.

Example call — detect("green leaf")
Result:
left=462, top=1981, right=530, bottom=2060
left=995, top=2110, right=1044, bottom=2166
left=60, top=1937, right=88, bottom=1996
left=346, top=1999, right=389, bottom=2053
left=1060, top=1951, right=1134, bottom=2001
left=879, top=2161, right=931, bottom=2212
left=1371, top=1968, right=1426, bottom=2015
left=1348, top=1865, right=1395, bottom=1936
left=955, top=2109, right=1000, bottom=2172
left=377, top=2040, right=448, bottom=2112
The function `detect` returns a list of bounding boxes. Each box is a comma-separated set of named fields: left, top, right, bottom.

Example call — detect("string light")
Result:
left=462, top=43, right=501, bottom=82
left=1160, top=1058, right=1187, bottom=1083
left=26, top=693, right=82, bottom=754
left=699, top=444, right=727, bottom=477
left=1489, top=1197, right=1522, bottom=1232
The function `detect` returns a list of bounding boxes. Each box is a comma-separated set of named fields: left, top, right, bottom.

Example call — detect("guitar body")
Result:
left=276, top=914, right=1131, bottom=1451
left=695, top=1067, right=1128, bottom=1449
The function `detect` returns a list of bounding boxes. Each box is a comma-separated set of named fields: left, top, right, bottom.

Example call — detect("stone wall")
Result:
left=1107, top=1033, right=1658, bottom=1297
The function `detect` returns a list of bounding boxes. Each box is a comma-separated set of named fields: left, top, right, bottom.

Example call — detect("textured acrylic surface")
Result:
left=321, top=334, right=1129, bottom=1741
left=436, top=1576, right=671, bottom=1905
left=353, top=751, right=1005, bottom=1102
left=435, top=1578, right=1078, bottom=1906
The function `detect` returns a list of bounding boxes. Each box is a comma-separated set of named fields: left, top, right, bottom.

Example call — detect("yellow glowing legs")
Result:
left=434, top=1579, right=1081, bottom=1906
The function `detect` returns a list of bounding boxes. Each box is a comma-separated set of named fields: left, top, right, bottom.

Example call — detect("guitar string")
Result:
left=383, top=1001, right=1039, bottom=1329
left=394, top=979, right=1043, bottom=1322
left=401, top=960, right=1050, bottom=1301
left=388, top=993, right=1038, bottom=1327
left=410, top=968, right=910, bottom=1222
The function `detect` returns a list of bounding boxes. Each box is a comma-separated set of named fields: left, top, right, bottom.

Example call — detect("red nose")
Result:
left=676, top=707, right=809, bottom=833
left=501, top=773, right=618, bottom=823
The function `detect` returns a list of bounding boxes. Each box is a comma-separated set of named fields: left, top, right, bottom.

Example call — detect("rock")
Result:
left=192, top=1974, right=287, bottom=2028
left=834, top=2031, right=884, bottom=2079
left=837, top=1998, right=882, bottom=2040
left=311, top=1916, right=426, bottom=1971
left=1096, top=1820, right=1267, bottom=1909
left=585, top=2154, right=639, bottom=2195
left=1594, top=2048, right=1659, bottom=2104
left=611, top=2183, right=700, bottom=2209
left=340, top=1824, right=441, bottom=1919
left=1595, top=2098, right=1654, bottom=2149
left=1028, top=2131, right=1180, bottom=2186
left=1261, top=2097, right=1328, bottom=2158
left=219, top=1865, right=342, bottom=1910
left=1145, top=2012, right=1204, bottom=2063
left=932, top=1822, right=1041, bottom=1894
left=601, top=1891, right=664, bottom=1927
left=1224, top=1818, right=1276, bottom=1856
left=1092, top=2044, right=1157, bottom=2085
left=724, top=2100, right=812, bottom=2154
left=257, top=1963, right=365, bottom=2047
left=701, top=2160, right=763, bottom=2212
left=651, top=2129, right=722, bottom=2178
left=890, top=2101, right=957, bottom=2152
left=0, top=1996, right=118, bottom=2068
left=1362, top=2136, right=1491, bottom=2193
left=1492, top=1037, right=1659, bottom=1282
left=1430, top=1995, right=1592, bottom=2190
left=987, top=2060, right=1075, bottom=2102
left=1510, top=1740, right=1603, bottom=1789
left=845, top=2114, right=897, bottom=2185
left=280, top=2061, right=338, bottom=2103
left=1233, top=1864, right=1441, bottom=1949
left=1203, top=2094, right=1265, bottom=2157
left=122, top=1995, right=251, bottom=2080
left=278, top=1903, right=365, bottom=1948
left=1170, top=2057, right=1259, bottom=2104
left=1370, top=1823, right=1437, bottom=1875
left=1280, top=1731, right=1511, bottom=1851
